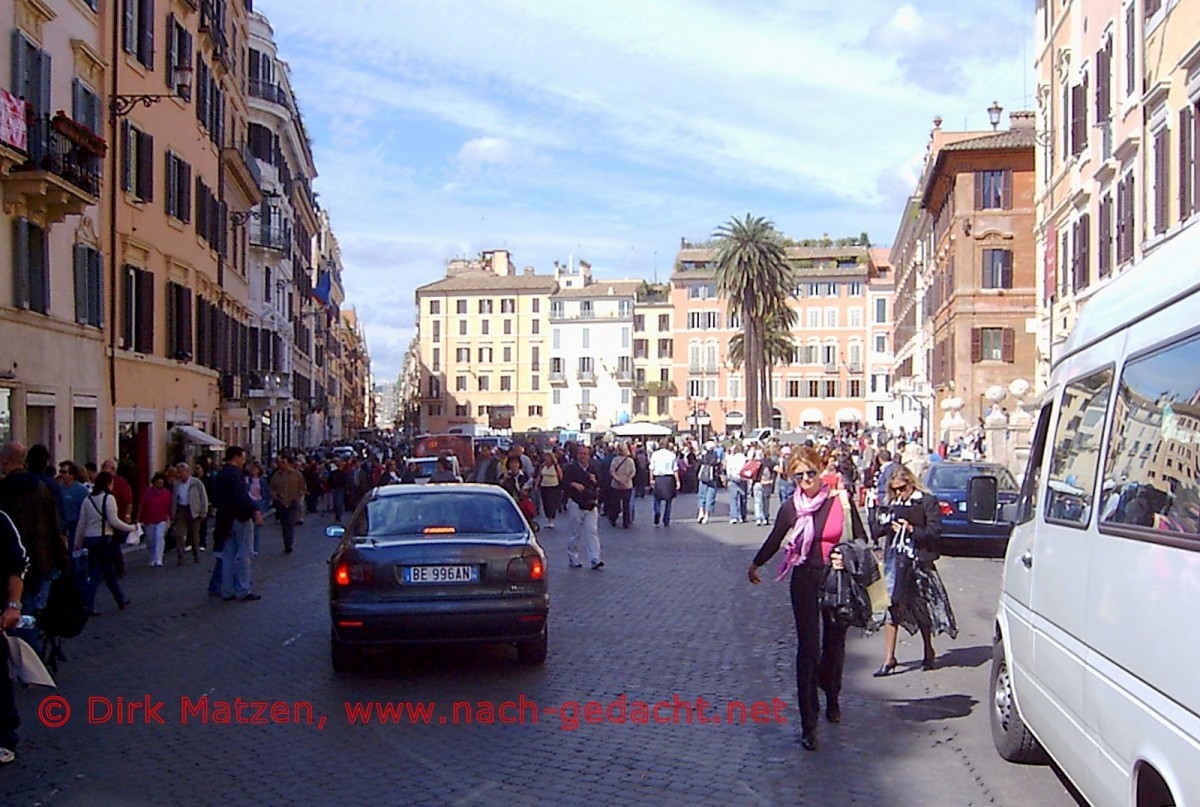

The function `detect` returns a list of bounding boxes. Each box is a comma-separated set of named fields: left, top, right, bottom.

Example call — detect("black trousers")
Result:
left=788, top=564, right=848, bottom=733
left=609, top=488, right=633, bottom=527
left=0, top=631, right=18, bottom=749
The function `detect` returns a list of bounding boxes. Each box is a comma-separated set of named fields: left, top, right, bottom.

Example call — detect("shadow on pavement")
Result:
left=934, top=644, right=992, bottom=670
left=888, top=692, right=978, bottom=722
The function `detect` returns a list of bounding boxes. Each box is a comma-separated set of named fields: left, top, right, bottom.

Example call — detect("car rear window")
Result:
left=355, top=492, right=528, bottom=537
left=408, top=459, right=437, bottom=480
left=928, top=465, right=1018, bottom=492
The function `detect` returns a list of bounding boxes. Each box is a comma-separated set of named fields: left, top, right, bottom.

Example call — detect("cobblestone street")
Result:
left=3, top=498, right=1082, bottom=806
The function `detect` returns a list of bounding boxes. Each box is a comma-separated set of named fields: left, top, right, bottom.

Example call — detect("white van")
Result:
left=977, top=226, right=1200, bottom=807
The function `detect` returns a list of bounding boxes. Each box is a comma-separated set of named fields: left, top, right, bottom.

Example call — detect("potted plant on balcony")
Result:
left=51, top=111, right=107, bottom=157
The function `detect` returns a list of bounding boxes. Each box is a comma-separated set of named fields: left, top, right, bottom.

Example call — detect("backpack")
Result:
left=40, top=572, right=88, bottom=639
left=698, top=461, right=715, bottom=485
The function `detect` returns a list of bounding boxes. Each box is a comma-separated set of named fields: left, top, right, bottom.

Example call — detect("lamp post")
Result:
left=988, top=100, right=1003, bottom=130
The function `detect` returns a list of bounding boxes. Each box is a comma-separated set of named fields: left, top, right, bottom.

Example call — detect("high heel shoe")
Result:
left=872, top=660, right=898, bottom=677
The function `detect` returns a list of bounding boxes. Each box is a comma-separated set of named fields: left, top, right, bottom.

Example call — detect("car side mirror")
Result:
left=967, top=475, right=999, bottom=523
left=325, top=524, right=346, bottom=539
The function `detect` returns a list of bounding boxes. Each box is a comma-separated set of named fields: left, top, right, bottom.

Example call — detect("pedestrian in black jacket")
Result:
left=0, top=508, right=28, bottom=763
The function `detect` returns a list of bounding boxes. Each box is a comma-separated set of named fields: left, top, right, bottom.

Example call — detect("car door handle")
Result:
left=1020, top=551, right=1033, bottom=569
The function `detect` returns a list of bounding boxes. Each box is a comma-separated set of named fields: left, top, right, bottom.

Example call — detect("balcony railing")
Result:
left=548, top=371, right=567, bottom=385
left=645, top=380, right=676, bottom=395
left=17, top=113, right=103, bottom=197
left=250, top=223, right=290, bottom=252
left=248, top=78, right=292, bottom=110
left=615, top=370, right=634, bottom=385
left=577, top=371, right=597, bottom=384
left=687, top=363, right=719, bottom=374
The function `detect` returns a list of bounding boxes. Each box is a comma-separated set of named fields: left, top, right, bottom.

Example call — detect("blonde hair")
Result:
left=786, top=446, right=824, bottom=477
left=886, top=465, right=926, bottom=501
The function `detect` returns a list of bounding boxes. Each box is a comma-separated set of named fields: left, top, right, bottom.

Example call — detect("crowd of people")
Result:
left=0, top=426, right=960, bottom=760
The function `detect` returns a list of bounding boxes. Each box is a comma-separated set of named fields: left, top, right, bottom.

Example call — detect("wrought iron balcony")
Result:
left=645, top=380, right=676, bottom=395
left=576, top=370, right=597, bottom=385
left=4, top=112, right=103, bottom=224
left=248, top=78, right=291, bottom=110
left=250, top=223, right=290, bottom=252
left=615, top=370, right=634, bottom=385
left=548, top=371, right=567, bottom=385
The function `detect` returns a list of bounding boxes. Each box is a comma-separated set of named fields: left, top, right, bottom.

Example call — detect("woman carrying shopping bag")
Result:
left=74, top=472, right=135, bottom=616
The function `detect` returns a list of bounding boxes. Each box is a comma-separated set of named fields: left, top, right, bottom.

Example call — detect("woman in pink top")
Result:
left=747, top=445, right=868, bottom=751
left=138, top=473, right=173, bottom=567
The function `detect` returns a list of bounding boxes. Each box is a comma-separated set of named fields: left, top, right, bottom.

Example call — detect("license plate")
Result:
left=402, top=565, right=478, bottom=584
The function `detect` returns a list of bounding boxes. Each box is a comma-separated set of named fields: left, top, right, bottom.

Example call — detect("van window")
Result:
left=1099, top=333, right=1200, bottom=537
left=1015, top=403, right=1052, bottom=524
left=1045, top=369, right=1113, bottom=527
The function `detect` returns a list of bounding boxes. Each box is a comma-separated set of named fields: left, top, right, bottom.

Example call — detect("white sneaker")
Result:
left=0, top=747, right=15, bottom=764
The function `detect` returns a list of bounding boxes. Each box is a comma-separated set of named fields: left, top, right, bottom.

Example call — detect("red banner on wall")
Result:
left=0, top=89, right=27, bottom=151
left=1043, top=222, right=1057, bottom=302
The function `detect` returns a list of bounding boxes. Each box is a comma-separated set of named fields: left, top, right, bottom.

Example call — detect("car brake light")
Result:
left=335, top=562, right=373, bottom=585
left=424, top=526, right=457, bottom=534
left=939, top=501, right=954, bottom=516
left=507, top=557, right=544, bottom=582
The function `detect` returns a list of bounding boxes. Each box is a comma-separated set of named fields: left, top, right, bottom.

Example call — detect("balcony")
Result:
left=3, top=113, right=103, bottom=225
left=615, top=370, right=634, bottom=385
left=576, top=403, right=597, bottom=418
left=248, top=78, right=292, bottom=111
left=645, top=380, right=676, bottom=396
left=221, top=144, right=263, bottom=204
left=242, top=371, right=292, bottom=399
left=548, top=371, right=567, bottom=386
left=687, top=363, right=719, bottom=374
left=847, top=362, right=862, bottom=374
left=250, top=223, right=290, bottom=252
left=576, top=371, right=597, bottom=385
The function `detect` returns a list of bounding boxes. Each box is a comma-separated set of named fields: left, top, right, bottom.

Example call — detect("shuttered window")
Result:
left=121, top=122, right=154, bottom=201
left=1071, top=80, right=1088, bottom=156
left=974, top=170, right=1011, bottom=210
left=1071, top=215, right=1091, bottom=293
left=122, top=0, right=155, bottom=69
left=1097, top=193, right=1113, bottom=279
left=121, top=265, right=155, bottom=354
left=1154, top=127, right=1169, bottom=235
left=165, top=13, right=193, bottom=100
left=166, top=282, right=193, bottom=360
left=1180, top=107, right=1194, bottom=223
left=72, top=244, right=103, bottom=327
left=972, top=328, right=1015, bottom=363
left=12, top=218, right=49, bottom=314
left=981, top=249, right=1013, bottom=289
left=164, top=151, right=191, bottom=221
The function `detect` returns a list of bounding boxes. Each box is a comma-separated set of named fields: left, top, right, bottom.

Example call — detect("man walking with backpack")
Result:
left=696, top=442, right=721, bottom=524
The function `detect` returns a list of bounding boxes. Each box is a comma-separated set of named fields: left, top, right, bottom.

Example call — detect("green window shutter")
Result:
left=89, top=249, right=103, bottom=328
left=74, top=244, right=89, bottom=324
left=12, top=218, right=29, bottom=310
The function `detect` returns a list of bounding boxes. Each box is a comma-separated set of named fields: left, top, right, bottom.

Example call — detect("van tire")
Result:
left=990, top=639, right=1048, bottom=763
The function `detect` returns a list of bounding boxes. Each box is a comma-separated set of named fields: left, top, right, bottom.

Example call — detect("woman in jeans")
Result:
left=751, top=447, right=778, bottom=526
left=137, top=472, right=172, bottom=567
left=724, top=444, right=749, bottom=523
left=695, top=443, right=721, bottom=524
left=74, top=472, right=135, bottom=615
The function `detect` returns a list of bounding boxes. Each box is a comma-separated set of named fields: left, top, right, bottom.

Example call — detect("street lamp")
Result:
left=109, top=64, right=194, bottom=118
left=987, top=100, right=1003, bottom=130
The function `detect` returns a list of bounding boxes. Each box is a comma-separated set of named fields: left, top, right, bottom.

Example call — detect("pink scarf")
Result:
left=776, top=484, right=830, bottom=581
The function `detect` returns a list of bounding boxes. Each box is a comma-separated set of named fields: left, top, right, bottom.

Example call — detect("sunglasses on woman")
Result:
left=889, top=483, right=910, bottom=493
left=793, top=470, right=819, bottom=480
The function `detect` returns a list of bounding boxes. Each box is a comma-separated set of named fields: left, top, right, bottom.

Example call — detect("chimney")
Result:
left=1009, top=110, right=1035, bottom=130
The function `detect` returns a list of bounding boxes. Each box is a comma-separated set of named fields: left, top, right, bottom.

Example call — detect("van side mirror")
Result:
left=967, top=475, right=999, bottom=523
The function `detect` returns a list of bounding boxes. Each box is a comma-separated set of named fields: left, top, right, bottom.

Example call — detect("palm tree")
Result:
left=713, top=214, right=793, bottom=430
left=728, top=307, right=797, bottom=424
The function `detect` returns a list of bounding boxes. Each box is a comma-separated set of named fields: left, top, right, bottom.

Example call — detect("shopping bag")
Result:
left=125, top=524, right=144, bottom=546
left=866, top=551, right=891, bottom=614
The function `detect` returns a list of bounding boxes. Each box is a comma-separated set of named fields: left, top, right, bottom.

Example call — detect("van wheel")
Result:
left=990, top=639, right=1048, bottom=763
left=331, top=636, right=361, bottom=673
left=517, top=630, right=547, bottom=666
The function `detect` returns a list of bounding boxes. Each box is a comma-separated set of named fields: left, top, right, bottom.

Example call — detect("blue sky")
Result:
left=255, top=0, right=1035, bottom=382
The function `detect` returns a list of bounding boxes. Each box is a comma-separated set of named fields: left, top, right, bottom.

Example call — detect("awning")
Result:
left=836, top=408, right=863, bottom=423
left=174, top=425, right=226, bottom=449
left=724, top=411, right=745, bottom=426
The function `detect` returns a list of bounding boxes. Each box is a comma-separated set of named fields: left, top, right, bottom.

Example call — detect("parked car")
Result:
left=326, top=484, right=549, bottom=671
left=922, top=462, right=1018, bottom=551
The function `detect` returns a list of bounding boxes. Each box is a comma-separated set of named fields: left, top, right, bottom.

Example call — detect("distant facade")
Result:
left=669, top=245, right=885, bottom=436
left=414, top=250, right=555, bottom=435
left=890, top=114, right=1039, bottom=436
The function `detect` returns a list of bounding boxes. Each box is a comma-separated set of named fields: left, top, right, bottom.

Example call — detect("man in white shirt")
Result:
left=724, top=444, right=749, bottom=523
left=649, top=440, right=680, bottom=526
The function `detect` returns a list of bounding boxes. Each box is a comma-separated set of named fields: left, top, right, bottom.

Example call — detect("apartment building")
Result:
left=0, top=0, right=107, bottom=462
left=548, top=261, right=640, bottom=433
left=0, top=1, right=368, bottom=481
left=891, top=114, right=1039, bottom=435
left=669, top=244, right=879, bottom=435
left=1034, top=0, right=1200, bottom=381
left=630, top=285, right=673, bottom=425
left=414, top=250, right=555, bottom=435
left=865, top=248, right=898, bottom=427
